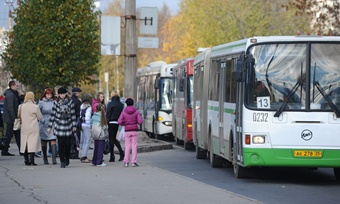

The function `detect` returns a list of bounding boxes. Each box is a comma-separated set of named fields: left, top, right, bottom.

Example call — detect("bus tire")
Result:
left=184, top=141, right=189, bottom=150
left=196, top=145, right=207, bottom=159
left=176, top=138, right=183, bottom=145
left=233, top=163, right=249, bottom=178
left=210, top=141, right=223, bottom=168
left=334, top=168, right=340, bottom=180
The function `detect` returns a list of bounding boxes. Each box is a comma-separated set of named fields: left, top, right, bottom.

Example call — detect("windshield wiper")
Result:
left=312, top=63, right=340, bottom=117
left=274, top=80, right=302, bottom=117
left=274, top=63, right=304, bottom=117
left=314, top=81, right=340, bottom=118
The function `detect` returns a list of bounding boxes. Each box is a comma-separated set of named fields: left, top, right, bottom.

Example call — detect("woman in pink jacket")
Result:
left=118, top=98, right=143, bottom=167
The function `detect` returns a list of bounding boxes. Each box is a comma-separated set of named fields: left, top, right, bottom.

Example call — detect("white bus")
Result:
left=193, top=36, right=340, bottom=179
left=136, top=61, right=177, bottom=139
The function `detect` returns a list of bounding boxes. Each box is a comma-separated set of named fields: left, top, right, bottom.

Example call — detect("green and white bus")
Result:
left=193, top=36, right=340, bottom=179
left=136, top=61, right=177, bottom=139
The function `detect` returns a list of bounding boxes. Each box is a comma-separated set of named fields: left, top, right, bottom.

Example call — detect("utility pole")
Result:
left=124, top=0, right=137, bottom=99
left=5, top=0, right=14, bottom=31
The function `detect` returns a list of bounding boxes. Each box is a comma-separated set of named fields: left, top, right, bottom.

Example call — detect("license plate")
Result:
left=294, top=150, right=322, bottom=158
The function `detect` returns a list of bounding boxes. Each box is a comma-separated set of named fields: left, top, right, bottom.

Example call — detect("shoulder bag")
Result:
left=13, top=105, right=22, bottom=131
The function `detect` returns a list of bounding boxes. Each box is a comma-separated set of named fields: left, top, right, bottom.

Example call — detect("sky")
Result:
left=0, top=0, right=180, bottom=30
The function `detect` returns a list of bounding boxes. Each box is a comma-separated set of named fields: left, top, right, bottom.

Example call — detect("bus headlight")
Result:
left=187, top=123, right=192, bottom=128
left=162, top=121, right=172, bottom=126
left=252, top=135, right=265, bottom=144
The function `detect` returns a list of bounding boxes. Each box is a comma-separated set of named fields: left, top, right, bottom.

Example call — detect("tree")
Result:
left=161, top=0, right=311, bottom=60
left=285, top=0, right=340, bottom=35
left=2, top=0, right=100, bottom=92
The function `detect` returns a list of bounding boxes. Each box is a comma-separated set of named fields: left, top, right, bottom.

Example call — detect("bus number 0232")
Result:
left=253, top=113, right=268, bottom=122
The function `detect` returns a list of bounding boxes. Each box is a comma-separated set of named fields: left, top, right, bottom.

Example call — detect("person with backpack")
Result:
left=48, top=87, right=77, bottom=168
left=79, top=94, right=92, bottom=163
left=91, top=104, right=108, bottom=167
left=106, top=90, right=124, bottom=162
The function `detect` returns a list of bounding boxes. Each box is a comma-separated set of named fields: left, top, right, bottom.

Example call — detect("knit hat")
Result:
left=58, top=87, right=67, bottom=94
left=125, top=98, right=134, bottom=106
left=24, top=92, right=35, bottom=103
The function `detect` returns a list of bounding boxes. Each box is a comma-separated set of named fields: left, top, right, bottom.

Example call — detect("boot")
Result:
left=109, top=147, right=115, bottom=162
left=24, top=150, right=31, bottom=166
left=119, top=151, right=124, bottom=162
left=116, top=142, right=124, bottom=161
left=51, top=144, right=57, bottom=164
left=42, top=146, right=49, bottom=165
left=29, top=153, right=37, bottom=166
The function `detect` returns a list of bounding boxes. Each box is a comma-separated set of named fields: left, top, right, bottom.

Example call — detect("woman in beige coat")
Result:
left=20, top=92, right=43, bottom=166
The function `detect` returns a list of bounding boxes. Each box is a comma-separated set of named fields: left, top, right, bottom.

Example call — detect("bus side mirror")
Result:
left=179, top=78, right=185, bottom=92
left=154, top=78, right=160, bottom=89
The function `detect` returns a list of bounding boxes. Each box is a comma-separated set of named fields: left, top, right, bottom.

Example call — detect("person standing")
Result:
left=92, top=92, right=105, bottom=114
left=106, top=90, right=124, bottom=162
left=20, top=92, right=43, bottom=166
left=38, top=88, right=57, bottom=165
left=1, top=81, right=21, bottom=156
left=79, top=94, right=92, bottom=163
left=91, top=104, right=108, bottom=166
left=71, top=87, right=82, bottom=159
left=48, top=87, right=77, bottom=168
left=118, top=98, right=143, bottom=167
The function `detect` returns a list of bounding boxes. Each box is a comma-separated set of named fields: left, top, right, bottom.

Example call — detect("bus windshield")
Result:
left=160, top=78, right=173, bottom=110
left=187, top=76, right=193, bottom=108
left=245, top=43, right=340, bottom=114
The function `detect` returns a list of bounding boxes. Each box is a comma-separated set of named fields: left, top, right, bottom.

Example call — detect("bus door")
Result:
left=235, top=55, right=247, bottom=166
left=153, top=75, right=160, bottom=135
left=219, top=61, right=226, bottom=155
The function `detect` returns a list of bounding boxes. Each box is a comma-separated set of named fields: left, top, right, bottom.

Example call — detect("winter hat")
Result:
left=24, top=92, right=35, bottom=103
left=72, top=87, right=82, bottom=93
left=58, top=87, right=67, bottom=94
left=125, top=98, right=134, bottom=106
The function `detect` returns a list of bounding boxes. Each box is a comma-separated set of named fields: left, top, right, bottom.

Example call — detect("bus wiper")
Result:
left=274, top=80, right=302, bottom=117
left=314, top=81, right=340, bottom=118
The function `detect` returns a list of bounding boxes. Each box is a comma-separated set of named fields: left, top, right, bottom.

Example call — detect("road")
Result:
left=142, top=144, right=340, bottom=204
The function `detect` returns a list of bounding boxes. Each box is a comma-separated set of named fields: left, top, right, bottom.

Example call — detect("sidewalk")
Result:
left=0, top=132, right=261, bottom=204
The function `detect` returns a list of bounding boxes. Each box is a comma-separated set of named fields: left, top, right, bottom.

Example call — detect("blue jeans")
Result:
left=80, top=125, right=91, bottom=158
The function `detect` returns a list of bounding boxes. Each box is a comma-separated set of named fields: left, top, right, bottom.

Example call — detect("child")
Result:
left=118, top=98, right=143, bottom=167
left=91, top=104, right=108, bottom=167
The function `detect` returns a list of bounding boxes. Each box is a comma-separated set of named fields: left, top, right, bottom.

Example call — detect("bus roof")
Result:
left=137, top=61, right=176, bottom=77
left=210, top=36, right=340, bottom=58
left=194, top=48, right=211, bottom=66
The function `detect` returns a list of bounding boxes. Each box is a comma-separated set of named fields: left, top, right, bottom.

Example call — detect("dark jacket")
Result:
left=118, top=106, right=143, bottom=132
left=71, top=94, right=81, bottom=119
left=0, top=111, right=3, bottom=128
left=3, top=89, right=20, bottom=124
left=106, top=96, right=124, bottom=122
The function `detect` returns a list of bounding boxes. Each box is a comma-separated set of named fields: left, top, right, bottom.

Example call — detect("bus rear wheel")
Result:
left=196, top=145, right=207, bottom=159
left=334, top=168, right=340, bottom=180
left=210, top=141, right=223, bottom=168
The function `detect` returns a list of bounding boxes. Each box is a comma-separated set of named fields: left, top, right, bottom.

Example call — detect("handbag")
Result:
left=13, top=105, right=22, bottom=131
left=118, top=126, right=125, bottom=141
left=103, top=139, right=110, bottom=155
